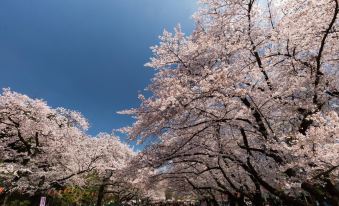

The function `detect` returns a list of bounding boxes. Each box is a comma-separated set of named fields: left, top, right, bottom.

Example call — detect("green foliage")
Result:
left=165, top=189, right=173, bottom=200
left=7, top=199, right=31, bottom=206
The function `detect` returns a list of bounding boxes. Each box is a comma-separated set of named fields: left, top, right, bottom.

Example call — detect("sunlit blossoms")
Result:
left=0, top=89, right=134, bottom=198
left=121, top=0, right=339, bottom=205
left=0, top=0, right=338, bottom=205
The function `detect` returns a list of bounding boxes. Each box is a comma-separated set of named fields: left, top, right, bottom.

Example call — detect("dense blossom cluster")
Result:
left=1, top=0, right=338, bottom=205
left=121, top=0, right=339, bottom=204
left=0, top=89, right=134, bottom=198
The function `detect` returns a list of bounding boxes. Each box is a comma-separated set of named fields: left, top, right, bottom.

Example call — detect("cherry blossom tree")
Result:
left=90, top=133, right=135, bottom=206
left=0, top=89, right=134, bottom=203
left=0, top=89, right=89, bottom=194
left=96, top=152, right=163, bottom=205
left=121, top=0, right=339, bottom=205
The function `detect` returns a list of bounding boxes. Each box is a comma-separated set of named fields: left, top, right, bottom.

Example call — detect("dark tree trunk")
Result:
left=252, top=192, right=264, bottom=206
left=96, top=183, right=105, bottom=206
left=96, top=170, right=113, bottom=206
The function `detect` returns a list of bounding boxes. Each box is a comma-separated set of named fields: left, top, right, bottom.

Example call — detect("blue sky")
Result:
left=0, top=0, right=196, bottom=139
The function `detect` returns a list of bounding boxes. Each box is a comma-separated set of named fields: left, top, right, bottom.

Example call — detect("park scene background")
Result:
left=0, top=0, right=338, bottom=205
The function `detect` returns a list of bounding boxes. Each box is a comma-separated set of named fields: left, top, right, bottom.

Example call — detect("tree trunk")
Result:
left=252, top=192, right=263, bottom=206
left=96, top=170, right=113, bottom=206
left=96, top=183, right=105, bottom=206
left=1, top=195, right=7, bottom=206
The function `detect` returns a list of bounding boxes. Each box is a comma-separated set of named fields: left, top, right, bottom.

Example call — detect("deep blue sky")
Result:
left=0, top=0, right=196, bottom=139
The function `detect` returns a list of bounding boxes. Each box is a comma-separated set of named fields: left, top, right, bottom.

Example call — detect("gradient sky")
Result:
left=0, top=0, right=196, bottom=140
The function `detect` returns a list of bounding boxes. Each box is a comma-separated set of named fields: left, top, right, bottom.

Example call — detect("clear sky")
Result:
left=0, top=0, right=196, bottom=138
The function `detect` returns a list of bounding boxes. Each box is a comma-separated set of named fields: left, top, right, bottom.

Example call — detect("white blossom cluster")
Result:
left=0, top=89, right=134, bottom=195
left=121, top=0, right=339, bottom=204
